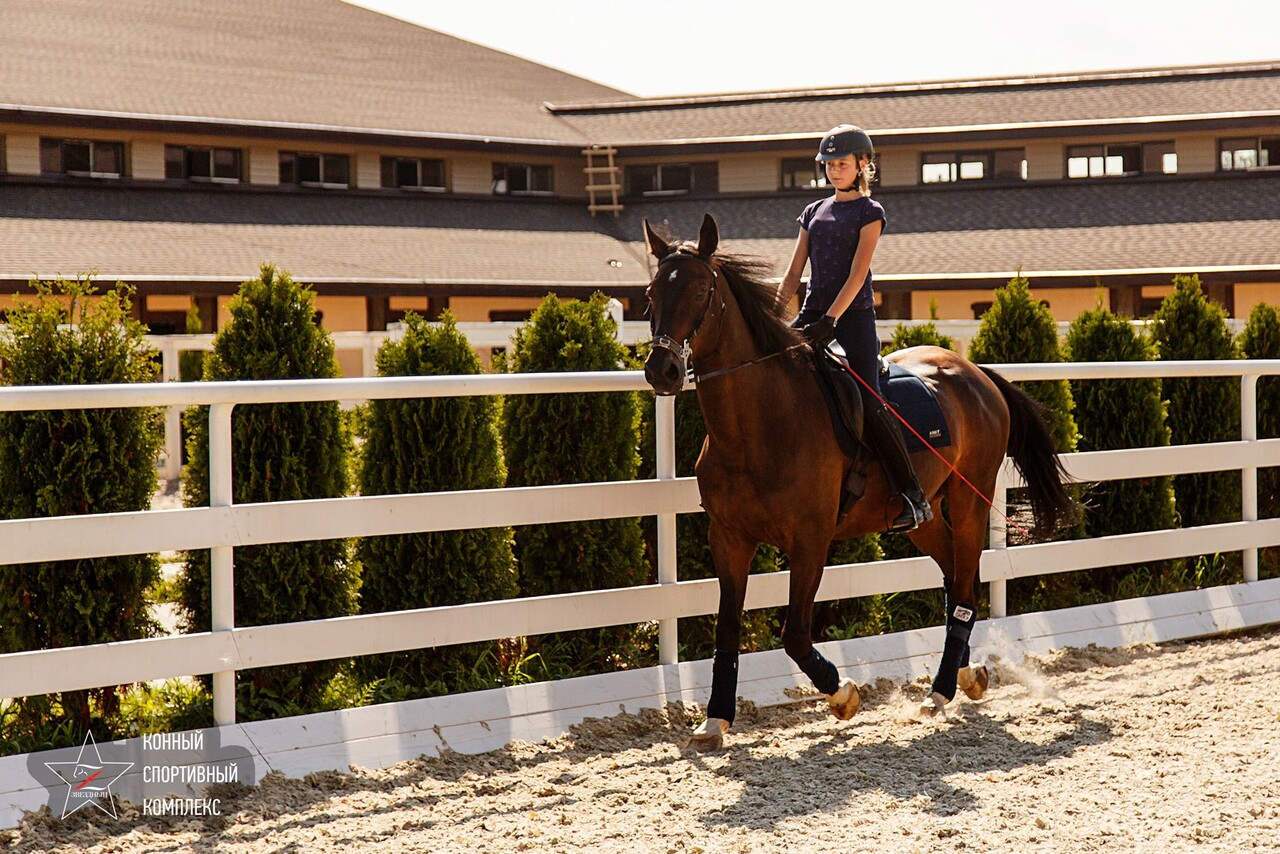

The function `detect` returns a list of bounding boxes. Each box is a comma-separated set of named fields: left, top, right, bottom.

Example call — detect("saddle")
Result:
left=810, top=344, right=952, bottom=522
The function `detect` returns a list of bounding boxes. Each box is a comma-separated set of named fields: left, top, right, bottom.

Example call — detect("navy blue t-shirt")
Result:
left=796, top=195, right=887, bottom=314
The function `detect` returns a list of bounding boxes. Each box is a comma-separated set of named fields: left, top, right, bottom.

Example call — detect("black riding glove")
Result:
left=802, top=315, right=838, bottom=348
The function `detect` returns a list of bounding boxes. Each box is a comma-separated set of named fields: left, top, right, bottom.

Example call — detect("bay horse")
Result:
left=642, top=214, right=1075, bottom=750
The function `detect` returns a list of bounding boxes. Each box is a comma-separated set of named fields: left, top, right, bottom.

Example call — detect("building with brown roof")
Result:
left=3, top=0, right=1279, bottom=365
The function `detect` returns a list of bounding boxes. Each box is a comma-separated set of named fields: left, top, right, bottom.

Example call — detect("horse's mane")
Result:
left=678, top=244, right=802, bottom=355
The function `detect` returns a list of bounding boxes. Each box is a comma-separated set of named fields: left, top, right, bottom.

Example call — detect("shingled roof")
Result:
left=619, top=173, right=1280, bottom=283
left=0, top=0, right=630, bottom=144
left=550, top=64, right=1280, bottom=146
left=4, top=175, right=1278, bottom=291
left=5, top=4, right=1276, bottom=152
left=0, top=184, right=650, bottom=290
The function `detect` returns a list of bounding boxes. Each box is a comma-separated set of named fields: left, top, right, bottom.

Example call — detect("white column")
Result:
left=655, top=395, right=679, bottom=665
left=209, top=403, right=237, bottom=726
left=988, top=468, right=1008, bottom=618
left=1242, top=374, right=1259, bottom=583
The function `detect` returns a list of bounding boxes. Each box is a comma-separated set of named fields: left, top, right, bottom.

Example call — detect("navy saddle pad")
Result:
left=823, top=346, right=952, bottom=453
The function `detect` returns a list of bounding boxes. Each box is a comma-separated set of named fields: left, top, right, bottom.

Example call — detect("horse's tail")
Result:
left=978, top=366, right=1079, bottom=536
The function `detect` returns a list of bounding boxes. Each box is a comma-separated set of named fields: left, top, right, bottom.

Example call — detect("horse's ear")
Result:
left=696, top=213, right=719, bottom=258
left=643, top=219, right=672, bottom=259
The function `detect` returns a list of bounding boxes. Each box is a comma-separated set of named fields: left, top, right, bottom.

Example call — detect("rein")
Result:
left=692, top=342, right=807, bottom=384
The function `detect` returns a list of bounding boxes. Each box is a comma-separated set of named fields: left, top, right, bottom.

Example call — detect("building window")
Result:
left=165, top=146, right=242, bottom=183
left=781, top=158, right=828, bottom=190
left=1219, top=136, right=1280, bottom=171
left=625, top=162, right=719, bottom=196
left=1067, top=142, right=1176, bottom=178
left=40, top=138, right=126, bottom=178
left=279, top=151, right=350, bottom=188
left=381, top=157, right=447, bottom=191
left=920, top=149, right=1025, bottom=184
left=492, top=162, right=553, bottom=195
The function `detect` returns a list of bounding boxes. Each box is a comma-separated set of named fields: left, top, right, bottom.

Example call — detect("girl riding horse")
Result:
left=642, top=213, right=1075, bottom=750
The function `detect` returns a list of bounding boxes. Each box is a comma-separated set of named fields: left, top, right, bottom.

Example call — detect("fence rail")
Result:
left=2, top=360, right=1279, bottom=726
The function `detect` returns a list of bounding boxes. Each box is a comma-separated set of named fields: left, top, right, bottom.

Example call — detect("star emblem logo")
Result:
left=44, top=732, right=134, bottom=819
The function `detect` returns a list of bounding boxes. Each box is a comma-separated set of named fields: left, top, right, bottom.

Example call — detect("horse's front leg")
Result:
left=688, top=523, right=755, bottom=752
left=914, top=488, right=988, bottom=718
left=782, top=539, right=860, bottom=721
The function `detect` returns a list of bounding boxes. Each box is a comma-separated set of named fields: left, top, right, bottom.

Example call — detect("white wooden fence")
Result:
left=2, top=359, right=1278, bottom=727
left=1, top=361, right=1280, bottom=827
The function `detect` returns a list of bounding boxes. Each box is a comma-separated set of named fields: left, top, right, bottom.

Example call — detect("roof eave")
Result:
left=0, top=104, right=588, bottom=155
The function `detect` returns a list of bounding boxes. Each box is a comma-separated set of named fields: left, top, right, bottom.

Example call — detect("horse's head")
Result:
left=642, top=213, right=721, bottom=395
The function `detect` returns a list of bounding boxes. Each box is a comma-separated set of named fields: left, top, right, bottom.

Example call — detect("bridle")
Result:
left=646, top=250, right=806, bottom=385
left=647, top=250, right=725, bottom=373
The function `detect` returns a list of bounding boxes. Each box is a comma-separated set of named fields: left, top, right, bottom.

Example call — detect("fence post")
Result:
left=655, top=394, right=679, bottom=665
left=988, top=467, right=1008, bottom=618
left=1242, top=373, right=1259, bottom=583
left=158, top=339, right=182, bottom=483
left=209, top=403, right=237, bottom=726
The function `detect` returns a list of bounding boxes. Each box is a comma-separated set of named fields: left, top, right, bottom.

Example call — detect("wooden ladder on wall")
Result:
left=583, top=145, right=622, bottom=216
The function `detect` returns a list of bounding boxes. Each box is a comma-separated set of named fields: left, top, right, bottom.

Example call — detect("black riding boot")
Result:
left=866, top=406, right=934, bottom=532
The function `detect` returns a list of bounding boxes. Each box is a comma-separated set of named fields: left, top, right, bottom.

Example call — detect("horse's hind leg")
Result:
left=910, top=487, right=989, bottom=717
left=689, top=524, right=754, bottom=752
left=782, top=539, right=860, bottom=721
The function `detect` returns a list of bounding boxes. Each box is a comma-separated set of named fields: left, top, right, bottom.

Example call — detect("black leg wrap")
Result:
left=798, top=648, right=841, bottom=697
left=931, top=602, right=977, bottom=701
left=707, top=650, right=739, bottom=724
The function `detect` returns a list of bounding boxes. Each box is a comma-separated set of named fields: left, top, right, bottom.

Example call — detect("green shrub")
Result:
left=968, top=274, right=1078, bottom=454
left=502, top=293, right=647, bottom=672
left=882, top=320, right=955, bottom=354
left=1239, top=301, right=1280, bottom=578
left=1064, top=304, right=1178, bottom=598
left=356, top=312, right=517, bottom=695
left=1149, top=274, right=1240, bottom=530
left=0, top=277, right=163, bottom=734
left=177, top=264, right=357, bottom=719
left=882, top=300, right=955, bottom=354
left=178, top=302, right=205, bottom=382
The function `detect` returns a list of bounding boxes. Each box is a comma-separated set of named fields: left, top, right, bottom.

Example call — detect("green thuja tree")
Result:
left=503, top=293, right=647, bottom=673
left=1239, top=302, right=1280, bottom=578
left=0, top=277, right=163, bottom=736
left=968, top=274, right=1078, bottom=454
left=178, top=302, right=205, bottom=382
left=1064, top=304, right=1178, bottom=600
left=1149, top=275, right=1240, bottom=530
left=969, top=275, right=1079, bottom=610
left=177, top=264, right=357, bottom=719
left=356, top=312, right=517, bottom=697
left=882, top=301, right=956, bottom=355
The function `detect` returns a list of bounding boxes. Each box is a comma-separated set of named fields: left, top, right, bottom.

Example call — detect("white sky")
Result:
left=348, top=0, right=1280, bottom=98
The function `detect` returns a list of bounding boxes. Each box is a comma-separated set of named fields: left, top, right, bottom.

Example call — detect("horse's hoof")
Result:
left=958, top=665, right=989, bottom=701
left=917, top=692, right=949, bottom=719
left=828, top=678, right=861, bottom=721
left=687, top=717, right=730, bottom=752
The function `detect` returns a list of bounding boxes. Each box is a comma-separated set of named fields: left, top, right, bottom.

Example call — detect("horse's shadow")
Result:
left=695, top=700, right=1114, bottom=832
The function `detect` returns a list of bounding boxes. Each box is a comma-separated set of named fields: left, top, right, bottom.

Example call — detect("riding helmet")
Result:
left=815, top=124, right=874, bottom=161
